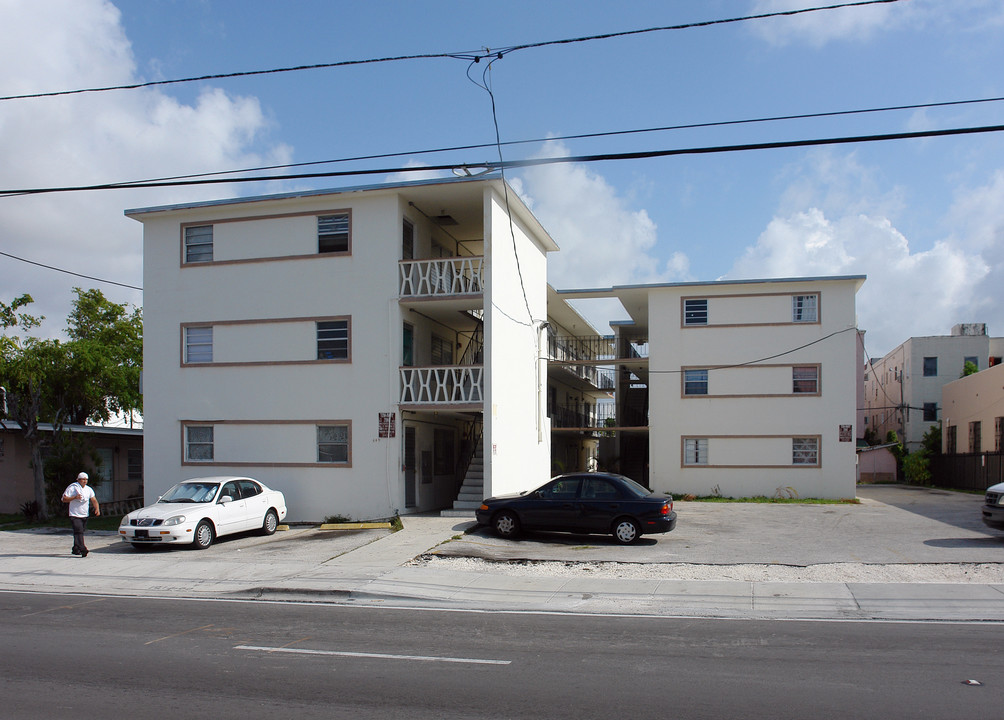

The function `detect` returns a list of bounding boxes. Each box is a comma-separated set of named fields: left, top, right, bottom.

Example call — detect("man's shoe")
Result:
left=72, top=549, right=81, bottom=556
left=80, top=550, right=88, bottom=557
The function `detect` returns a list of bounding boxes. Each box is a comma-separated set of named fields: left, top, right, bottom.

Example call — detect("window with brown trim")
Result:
left=318, top=213, right=350, bottom=254
left=792, top=366, right=818, bottom=393
left=792, top=437, right=819, bottom=465
left=184, top=225, right=213, bottom=263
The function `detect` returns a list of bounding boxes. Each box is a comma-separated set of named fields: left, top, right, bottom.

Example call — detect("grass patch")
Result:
left=677, top=495, right=859, bottom=504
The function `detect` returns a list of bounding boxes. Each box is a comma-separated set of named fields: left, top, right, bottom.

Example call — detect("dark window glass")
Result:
left=318, top=213, right=350, bottom=253
left=317, top=320, right=349, bottom=360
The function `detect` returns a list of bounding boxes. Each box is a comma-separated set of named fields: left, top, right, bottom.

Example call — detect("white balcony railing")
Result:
left=400, top=366, right=484, bottom=405
left=400, top=257, right=484, bottom=298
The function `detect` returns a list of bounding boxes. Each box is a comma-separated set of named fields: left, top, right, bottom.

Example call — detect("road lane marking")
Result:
left=20, top=598, right=105, bottom=617
left=144, top=624, right=215, bottom=645
left=235, top=644, right=511, bottom=665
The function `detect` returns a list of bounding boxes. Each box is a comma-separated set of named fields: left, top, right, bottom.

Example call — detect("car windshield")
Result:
left=159, top=482, right=219, bottom=503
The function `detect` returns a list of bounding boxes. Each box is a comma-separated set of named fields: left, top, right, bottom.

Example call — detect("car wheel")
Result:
left=493, top=510, right=520, bottom=539
left=612, top=518, right=640, bottom=545
left=261, top=509, right=279, bottom=536
left=193, top=520, right=215, bottom=549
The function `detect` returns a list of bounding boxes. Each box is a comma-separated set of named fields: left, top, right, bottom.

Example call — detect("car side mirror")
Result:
left=219, top=495, right=233, bottom=504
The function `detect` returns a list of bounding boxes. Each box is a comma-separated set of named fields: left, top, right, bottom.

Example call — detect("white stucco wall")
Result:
left=647, top=278, right=861, bottom=499
left=483, top=187, right=552, bottom=496
left=136, top=179, right=555, bottom=520
left=140, top=192, right=407, bottom=521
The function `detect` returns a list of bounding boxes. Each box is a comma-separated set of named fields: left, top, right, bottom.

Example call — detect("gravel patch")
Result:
left=414, top=555, right=1004, bottom=584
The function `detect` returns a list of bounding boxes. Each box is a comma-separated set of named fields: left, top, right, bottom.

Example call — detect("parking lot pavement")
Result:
left=3, top=485, right=1003, bottom=621
left=430, top=484, right=1004, bottom=566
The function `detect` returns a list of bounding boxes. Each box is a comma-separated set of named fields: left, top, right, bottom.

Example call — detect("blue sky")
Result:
left=1, top=0, right=1003, bottom=356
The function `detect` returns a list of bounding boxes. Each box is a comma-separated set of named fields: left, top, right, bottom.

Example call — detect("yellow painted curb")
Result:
left=319, top=522, right=392, bottom=530
left=277, top=525, right=290, bottom=531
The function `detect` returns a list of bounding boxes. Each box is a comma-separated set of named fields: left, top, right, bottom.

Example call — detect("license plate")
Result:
left=135, top=530, right=148, bottom=538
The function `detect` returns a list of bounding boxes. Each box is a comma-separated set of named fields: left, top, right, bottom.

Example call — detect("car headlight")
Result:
left=119, top=516, right=131, bottom=527
left=163, top=515, right=186, bottom=526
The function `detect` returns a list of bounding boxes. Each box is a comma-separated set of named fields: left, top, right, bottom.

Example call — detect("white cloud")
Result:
left=513, top=142, right=691, bottom=332
left=750, top=0, right=907, bottom=47
left=750, top=0, right=1002, bottom=47
left=516, top=142, right=689, bottom=290
left=384, top=160, right=453, bottom=184
left=0, top=0, right=291, bottom=336
left=725, top=152, right=1002, bottom=355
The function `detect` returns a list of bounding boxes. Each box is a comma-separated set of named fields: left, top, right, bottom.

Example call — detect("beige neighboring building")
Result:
left=941, top=362, right=1004, bottom=454
left=864, top=324, right=1004, bottom=452
left=0, top=423, right=144, bottom=514
left=558, top=275, right=865, bottom=500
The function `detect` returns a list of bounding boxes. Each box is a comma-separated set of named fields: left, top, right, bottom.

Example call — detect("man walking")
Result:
left=62, top=472, right=100, bottom=557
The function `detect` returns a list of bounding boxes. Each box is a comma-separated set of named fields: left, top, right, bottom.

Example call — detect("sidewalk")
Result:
left=1, top=485, right=1002, bottom=621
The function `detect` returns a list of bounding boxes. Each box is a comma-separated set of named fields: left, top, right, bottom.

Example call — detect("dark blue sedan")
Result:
left=476, top=472, right=677, bottom=545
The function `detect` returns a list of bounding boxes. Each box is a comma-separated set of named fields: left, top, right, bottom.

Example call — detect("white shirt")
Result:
left=64, top=482, right=96, bottom=518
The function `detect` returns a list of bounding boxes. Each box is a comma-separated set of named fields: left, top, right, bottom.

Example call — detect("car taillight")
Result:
left=661, top=502, right=670, bottom=515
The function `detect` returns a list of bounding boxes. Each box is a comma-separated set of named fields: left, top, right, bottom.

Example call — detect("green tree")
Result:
left=0, top=290, right=142, bottom=519
left=961, top=361, right=979, bottom=378
left=904, top=424, right=942, bottom=486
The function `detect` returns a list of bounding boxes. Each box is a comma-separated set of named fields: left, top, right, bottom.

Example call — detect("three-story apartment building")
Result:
left=558, top=276, right=865, bottom=499
left=128, top=177, right=557, bottom=521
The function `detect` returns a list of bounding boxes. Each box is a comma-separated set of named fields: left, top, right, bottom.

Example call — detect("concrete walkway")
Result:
left=1, top=485, right=1002, bottom=621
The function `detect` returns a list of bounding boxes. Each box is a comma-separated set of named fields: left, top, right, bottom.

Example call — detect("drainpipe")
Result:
left=536, top=321, right=551, bottom=444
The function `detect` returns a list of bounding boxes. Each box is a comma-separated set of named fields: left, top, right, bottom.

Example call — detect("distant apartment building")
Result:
left=941, top=362, right=1004, bottom=455
left=557, top=276, right=865, bottom=500
left=863, top=324, right=1004, bottom=452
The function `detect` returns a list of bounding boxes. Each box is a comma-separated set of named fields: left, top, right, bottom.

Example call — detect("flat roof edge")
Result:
left=124, top=174, right=503, bottom=217
left=557, top=274, right=867, bottom=295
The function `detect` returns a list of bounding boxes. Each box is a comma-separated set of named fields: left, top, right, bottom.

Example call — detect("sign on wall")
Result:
left=379, top=412, right=396, bottom=438
left=839, top=425, right=853, bottom=442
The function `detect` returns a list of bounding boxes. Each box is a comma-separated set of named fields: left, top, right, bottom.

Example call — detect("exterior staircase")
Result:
left=441, top=440, right=484, bottom=517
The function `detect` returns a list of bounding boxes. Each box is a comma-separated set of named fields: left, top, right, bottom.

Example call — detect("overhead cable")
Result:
left=0, top=249, right=142, bottom=291
left=3, top=122, right=1001, bottom=198
left=0, top=0, right=904, bottom=103
left=59, top=93, right=1004, bottom=190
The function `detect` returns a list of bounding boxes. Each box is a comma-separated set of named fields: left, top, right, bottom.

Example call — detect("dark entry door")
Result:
left=404, top=426, right=417, bottom=508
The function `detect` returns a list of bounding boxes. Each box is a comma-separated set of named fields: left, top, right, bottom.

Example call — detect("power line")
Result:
left=649, top=326, right=860, bottom=374
left=0, top=249, right=141, bottom=291
left=0, top=0, right=904, bottom=103
left=491, top=0, right=903, bottom=56
left=50, top=93, right=1004, bottom=191
left=3, top=122, right=1002, bottom=197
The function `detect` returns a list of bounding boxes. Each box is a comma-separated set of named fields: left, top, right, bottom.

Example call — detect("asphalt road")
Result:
left=2, top=591, right=1000, bottom=719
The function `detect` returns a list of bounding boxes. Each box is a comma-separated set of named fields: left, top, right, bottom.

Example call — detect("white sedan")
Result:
left=119, top=476, right=287, bottom=550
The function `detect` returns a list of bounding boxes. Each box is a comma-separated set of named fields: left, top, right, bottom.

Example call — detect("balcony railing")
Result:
left=550, top=403, right=617, bottom=430
left=555, top=364, right=617, bottom=391
left=550, top=402, right=647, bottom=429
left=400, top=365, right=484, bottom=405
left=548, top=334, right=649, bottom=363
left=400, top=257, right=484, bottom=298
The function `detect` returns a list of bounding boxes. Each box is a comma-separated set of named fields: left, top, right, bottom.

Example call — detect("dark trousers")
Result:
left=71, top=516, right=88, bottom=554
